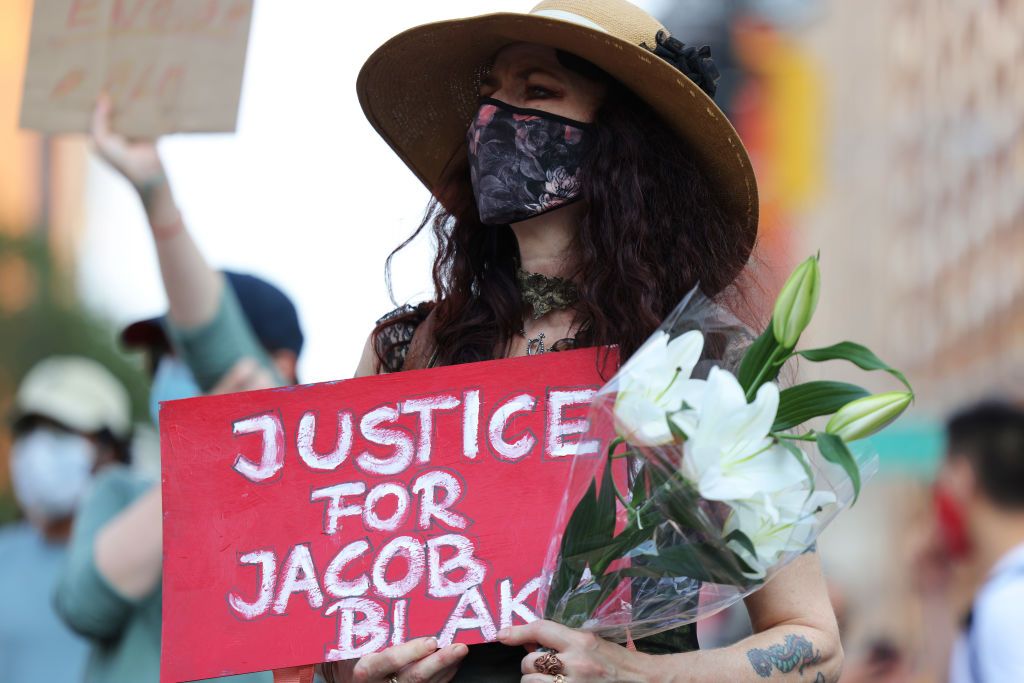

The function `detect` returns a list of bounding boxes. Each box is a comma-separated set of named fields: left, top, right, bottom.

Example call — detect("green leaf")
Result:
left=724, top=529, right=756, bottom=558
left=629, top=464, right=649, bottom=511
left=548, top=453, right=621, bottom=618
left=776, top=439, right=816, bottom=490
left=737, top=323, right=781, bottom=394
left=773, top=381, right=870, bottom=431
left=667, top=415, right=686, bottom=442
left=816, top=432, right=862, bottom=503
left=797, top=342, right=912, bottom=391
left=546, top=478, right=598, bottom=618
left=558, top=565, right=668, bottom=626
left=595, top=457, right=617, bottom=543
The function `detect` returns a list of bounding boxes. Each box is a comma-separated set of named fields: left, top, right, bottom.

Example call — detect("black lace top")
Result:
left=373, top=303, right=434, bottom=373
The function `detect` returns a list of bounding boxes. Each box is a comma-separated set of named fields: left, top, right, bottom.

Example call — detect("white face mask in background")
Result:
left=10, top=427, right=98, bottom=522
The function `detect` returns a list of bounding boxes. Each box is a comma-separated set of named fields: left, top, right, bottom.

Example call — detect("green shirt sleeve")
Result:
left=54, top=467, right=149, bottom=641
left=166, top=282, right=284, bottom=392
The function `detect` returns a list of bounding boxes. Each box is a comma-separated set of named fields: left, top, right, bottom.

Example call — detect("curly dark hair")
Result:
left=375, top=56, right=755, bottom=372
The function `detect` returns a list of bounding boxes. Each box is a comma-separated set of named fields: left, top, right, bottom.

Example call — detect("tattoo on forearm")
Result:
left=746, top=634, right=822, bottom=678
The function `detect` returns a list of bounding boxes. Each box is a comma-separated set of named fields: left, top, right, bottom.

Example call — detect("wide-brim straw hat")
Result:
left=357, top=0, right=759, bottom=256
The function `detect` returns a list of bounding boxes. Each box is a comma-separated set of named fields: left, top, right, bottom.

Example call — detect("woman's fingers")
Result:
left=521, top=650, right=544, bottom=674
left=520, top=675, right=555, bottom=683
left=398, top=642, right=468, bottom=682
left=521, top=649, right=577, bottom=676
left=352, top=637, right=438, bottom=681
left=499, top=621, right=580, bottom=652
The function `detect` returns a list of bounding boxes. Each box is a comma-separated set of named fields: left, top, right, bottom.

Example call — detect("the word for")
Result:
left=310, top=469, right=466, bottom=535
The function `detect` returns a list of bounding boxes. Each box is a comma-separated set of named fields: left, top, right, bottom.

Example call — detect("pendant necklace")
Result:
left=515, top=267, right=579, bottom=356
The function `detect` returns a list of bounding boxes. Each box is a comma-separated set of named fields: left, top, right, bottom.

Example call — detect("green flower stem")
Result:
left=773, top=431, right=818, bottom=442
left=606, top=437, right=635, bottom=515
left=590, top=472, right=682, bottom=575
left=744, top=346, right=792, bottom=402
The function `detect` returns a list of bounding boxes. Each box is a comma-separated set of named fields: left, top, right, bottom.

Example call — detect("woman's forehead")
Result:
left=488, top=42, right=561, bottom=74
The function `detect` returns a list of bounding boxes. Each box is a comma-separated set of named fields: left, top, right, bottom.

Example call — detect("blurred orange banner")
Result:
left=19, top=0, right=253, bottom=136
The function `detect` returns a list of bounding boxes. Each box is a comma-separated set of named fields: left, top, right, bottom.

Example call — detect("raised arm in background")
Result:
left=91, top=94, right=223, bottom=329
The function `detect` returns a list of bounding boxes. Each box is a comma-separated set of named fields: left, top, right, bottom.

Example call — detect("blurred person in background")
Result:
left=920, top=400, right=1024, bottom=683
left=0, top=356, right=132, bottom=683
left=50, top=100, right=305, bottom=683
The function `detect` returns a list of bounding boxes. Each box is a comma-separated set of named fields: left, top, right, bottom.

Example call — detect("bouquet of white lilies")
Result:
left=541, top=255, right=913, bottom=640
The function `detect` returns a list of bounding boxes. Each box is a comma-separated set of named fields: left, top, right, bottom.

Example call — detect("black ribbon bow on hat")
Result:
left=652, top=30, right=720, bottom=99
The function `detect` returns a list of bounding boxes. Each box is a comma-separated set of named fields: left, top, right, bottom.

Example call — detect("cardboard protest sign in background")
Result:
left=20, top=0, right=253, bottom=135
left=161, top=347, right=617, bottom=682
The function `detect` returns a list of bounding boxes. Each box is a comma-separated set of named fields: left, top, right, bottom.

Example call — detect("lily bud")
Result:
left=825, top=391, right=913, bottom=441
left=772, top=256, right=821, bottom=349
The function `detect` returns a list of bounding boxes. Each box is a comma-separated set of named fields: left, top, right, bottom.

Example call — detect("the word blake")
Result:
left=231, top=388, right=598, bottom=482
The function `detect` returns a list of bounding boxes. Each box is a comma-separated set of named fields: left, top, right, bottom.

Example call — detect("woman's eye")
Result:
left=526, top=85, right=555, bottom=99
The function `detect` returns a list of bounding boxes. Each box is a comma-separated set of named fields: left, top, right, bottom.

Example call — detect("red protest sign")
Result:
left=160, top=347, right=616, bottom=681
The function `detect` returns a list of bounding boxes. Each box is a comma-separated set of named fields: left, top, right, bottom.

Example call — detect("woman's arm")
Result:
left=354, top=332, right=382, bottom=377
left=680, top=551, right=841, bottom=682
left=500, top=552, right=841, bottom=683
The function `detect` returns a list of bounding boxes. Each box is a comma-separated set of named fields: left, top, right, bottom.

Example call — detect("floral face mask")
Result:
left=466, top=97, right=594, bottom=226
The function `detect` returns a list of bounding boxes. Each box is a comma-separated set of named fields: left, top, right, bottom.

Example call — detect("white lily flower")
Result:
left=675, top=367, right=806, bottom=501
left=610, top=330, right=707, bottom=446
left=724, top=487, right=838, bottom=579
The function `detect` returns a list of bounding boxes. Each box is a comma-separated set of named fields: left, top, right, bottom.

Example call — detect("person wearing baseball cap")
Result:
left=121, top=269, right=305, bottom=426
left=1, top=356, right=132, bottom=683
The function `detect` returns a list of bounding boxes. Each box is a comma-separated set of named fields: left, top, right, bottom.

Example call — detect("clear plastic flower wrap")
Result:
left=539, top=257, right=912, bottom=643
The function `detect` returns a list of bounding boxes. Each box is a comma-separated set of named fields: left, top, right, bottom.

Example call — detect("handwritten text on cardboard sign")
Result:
left=160, top=348, right=615, bottom=681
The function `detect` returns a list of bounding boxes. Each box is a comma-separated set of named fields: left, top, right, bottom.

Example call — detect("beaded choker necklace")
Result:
left=516, top=267, right=579, bottom=320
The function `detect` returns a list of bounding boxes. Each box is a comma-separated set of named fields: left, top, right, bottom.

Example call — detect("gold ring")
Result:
left=536, top=651, right=566, bottom=676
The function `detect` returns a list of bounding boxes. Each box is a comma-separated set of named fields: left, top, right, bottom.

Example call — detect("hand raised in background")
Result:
left=90, top=93, right=165, bottom=191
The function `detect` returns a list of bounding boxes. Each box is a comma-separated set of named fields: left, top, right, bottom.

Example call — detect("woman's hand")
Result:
left=342, top=637, right=468, bottom=683
left=91, top=94, right=165, bottom=190
left=498, top=621, right=654, bottom=683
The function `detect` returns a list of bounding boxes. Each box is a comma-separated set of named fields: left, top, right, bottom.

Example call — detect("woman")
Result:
left=328, top=1, right=842, bottom=682
left=91, top=0, right=841, bottom=680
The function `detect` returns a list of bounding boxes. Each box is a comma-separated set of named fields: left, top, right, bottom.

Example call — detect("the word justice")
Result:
left=231, top=388, right=598, bottom=483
